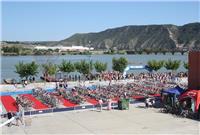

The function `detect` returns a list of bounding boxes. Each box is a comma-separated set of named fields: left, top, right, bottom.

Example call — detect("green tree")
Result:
left=15, top=61, right=28, bottom=79
left=28, top=61, right=39, bottom=77
left=74, top=60, right=91, bottom=75
left=15, top=61, right=38, bottom=80
left=183, top=62, right=189, bottom=70
left=89, top=60, right=93, bottom=71
left=112, top=57, right=128, bottom=73
left=164, top=59, right=181, bottom=71
left=42, top=62, right=57, bottom=76
left=94, top=61, right=107, bottom=73
left=2, top=46, right=20, bottom=54
left=147, top=60, right=164, bottom=71
left=59, top=60, right=75, bottom=73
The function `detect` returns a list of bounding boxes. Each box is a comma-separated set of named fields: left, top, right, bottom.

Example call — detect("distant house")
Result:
left=34, top=45, right=94, bottom=52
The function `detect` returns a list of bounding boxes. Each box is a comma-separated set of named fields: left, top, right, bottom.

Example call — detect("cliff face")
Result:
left=58, top=22, right=200, bottom=50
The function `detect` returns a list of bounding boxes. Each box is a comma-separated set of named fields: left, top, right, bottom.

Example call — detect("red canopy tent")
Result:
left=179, top=90, right=200, bottom=113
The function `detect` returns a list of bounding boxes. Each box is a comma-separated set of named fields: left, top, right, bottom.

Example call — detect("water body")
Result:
left=1, top=54, right=187, bottom=82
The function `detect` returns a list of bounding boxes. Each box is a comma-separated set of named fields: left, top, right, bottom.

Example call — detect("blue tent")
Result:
left=162, top=86, right=185, bottom=96
left=161, top=86, right=185, bottom=107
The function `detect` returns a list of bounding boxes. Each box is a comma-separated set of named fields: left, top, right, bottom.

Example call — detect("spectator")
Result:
left=24, top=80, right=28, bottom=86
left=98, top=99, right=103, bottom=112
left=15, top=111, right=23, bottom=126
left=32, top=76, right=35, bottom=82
left=7, top=111, right=14, bottom=127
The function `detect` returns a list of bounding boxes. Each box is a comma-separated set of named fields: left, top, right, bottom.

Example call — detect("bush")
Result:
left=164, top=59, right=181, bottom=71
left=94, top=61, right=107, bottom=73
left=74, top=60, right=92, bottom=75
left=42, top=62, right=57, bottom=76
left=15, top=61, right=38, bottom=79
left=59, top=60, right=75, bottom=73
left=112, top=57, right=128, bottom=73
left=183, top=62, right=189, bottom=70
left=147, top=60, right=164, bottom=71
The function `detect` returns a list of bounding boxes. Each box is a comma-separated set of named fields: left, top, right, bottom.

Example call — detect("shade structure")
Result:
left=162, top=86, right=185, bottom=96
left=179, top=89, right=200, bottom=112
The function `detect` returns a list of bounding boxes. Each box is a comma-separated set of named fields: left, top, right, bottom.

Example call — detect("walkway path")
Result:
left=1, top=104, right=198, bottom=134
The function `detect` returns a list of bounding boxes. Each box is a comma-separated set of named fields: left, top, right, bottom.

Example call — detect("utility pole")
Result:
left=88, top=41, right=92, bottom=74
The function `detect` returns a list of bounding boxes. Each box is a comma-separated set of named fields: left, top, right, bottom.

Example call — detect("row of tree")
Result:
left=147, top=59, right=189, bottom=71
left=15, top=60, right=107, bottom=80
left=14, top=57, right=188, bottom=80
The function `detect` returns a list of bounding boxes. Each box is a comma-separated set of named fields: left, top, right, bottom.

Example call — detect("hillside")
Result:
left=58, top=22, right=200, bottom=50
left=2, top=22, right=200, bottom=51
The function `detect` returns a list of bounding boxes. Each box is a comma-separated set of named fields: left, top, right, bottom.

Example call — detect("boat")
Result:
left=3, top=79, right=17, bottom=84
left=40, top=76, right=57, bottom=82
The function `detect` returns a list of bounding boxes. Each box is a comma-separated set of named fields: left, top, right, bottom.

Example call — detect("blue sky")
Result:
left=2, top=1, right=199, bottom=41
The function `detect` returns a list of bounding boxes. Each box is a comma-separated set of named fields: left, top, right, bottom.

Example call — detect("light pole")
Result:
left=88, top=41, right=92, bottom=76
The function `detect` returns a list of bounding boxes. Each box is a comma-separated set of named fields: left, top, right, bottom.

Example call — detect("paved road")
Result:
left=1, top=103, right=199, bottom=134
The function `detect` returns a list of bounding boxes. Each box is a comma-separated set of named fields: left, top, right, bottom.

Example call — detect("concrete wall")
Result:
left=188, top=51, right=200, bottom=90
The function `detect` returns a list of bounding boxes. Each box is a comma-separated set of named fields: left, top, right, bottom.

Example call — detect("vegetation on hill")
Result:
left=2, top=22, right=200, bottom=52
left=59, top=22, right=200, bottom=50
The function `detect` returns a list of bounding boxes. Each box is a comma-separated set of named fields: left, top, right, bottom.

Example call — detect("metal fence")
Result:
left=0, top=99, right=141, bottom=117
left=23, top=102, right=120, bottom=116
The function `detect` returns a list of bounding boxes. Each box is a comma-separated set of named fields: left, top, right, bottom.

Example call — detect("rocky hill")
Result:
left=2, top=22, right=200, bottom=51
left=57, top=22, right=200, bottom=50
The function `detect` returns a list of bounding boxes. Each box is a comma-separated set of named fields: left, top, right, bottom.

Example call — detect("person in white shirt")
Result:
left=99, top=99, right=103, bottom=112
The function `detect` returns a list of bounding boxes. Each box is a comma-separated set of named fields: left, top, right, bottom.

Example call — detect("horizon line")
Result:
left=1, top=22, right=199, bottom=42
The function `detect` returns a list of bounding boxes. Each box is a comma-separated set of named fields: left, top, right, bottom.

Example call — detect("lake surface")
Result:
left=1, top=54, right=188, bottom=82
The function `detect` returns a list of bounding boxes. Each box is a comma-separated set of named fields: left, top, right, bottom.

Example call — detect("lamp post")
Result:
left=88, top=41, right=92, bottom=75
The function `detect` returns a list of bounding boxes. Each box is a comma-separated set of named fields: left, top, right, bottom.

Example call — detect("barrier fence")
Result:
left=1, top=98, right=147, bottom=117
left=22, top=102, right=122, bottom=116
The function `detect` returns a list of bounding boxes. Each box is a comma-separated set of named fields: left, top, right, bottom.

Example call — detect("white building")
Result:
left=34, top=45, right=94, bottom=51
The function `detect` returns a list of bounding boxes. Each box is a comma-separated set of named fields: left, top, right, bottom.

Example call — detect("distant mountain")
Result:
left=57, top=22, right=200, bottom=50
left=2, top=22, right=200, bottom=51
